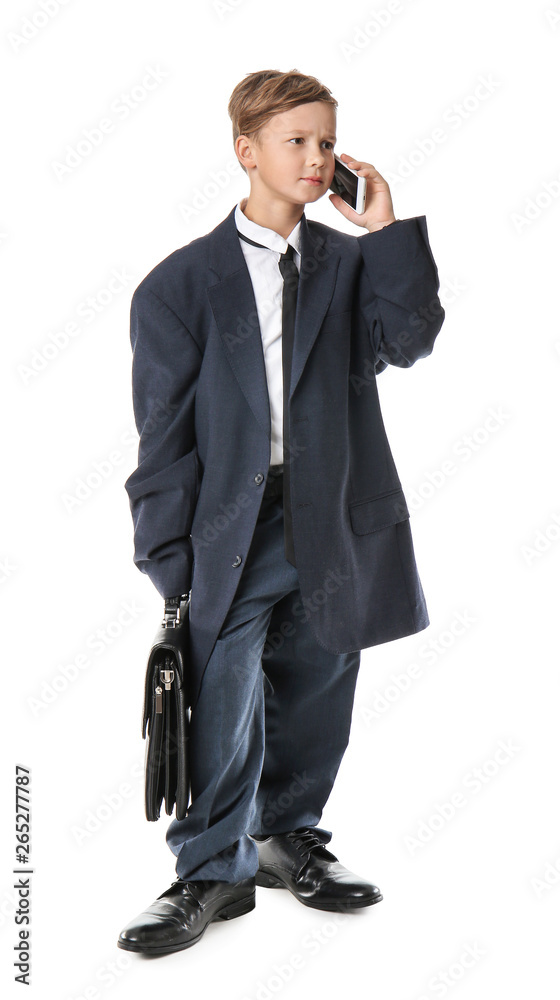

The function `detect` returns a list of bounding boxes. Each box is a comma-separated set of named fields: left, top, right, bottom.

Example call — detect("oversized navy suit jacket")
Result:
left=124, top=204, right=445, bottom=675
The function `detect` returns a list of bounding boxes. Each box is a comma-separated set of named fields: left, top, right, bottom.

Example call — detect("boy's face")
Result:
left=238, top=101, right=337, bottom=209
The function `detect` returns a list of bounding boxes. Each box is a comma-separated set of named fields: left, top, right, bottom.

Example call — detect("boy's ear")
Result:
left=235, top=134, right=253, bottom=171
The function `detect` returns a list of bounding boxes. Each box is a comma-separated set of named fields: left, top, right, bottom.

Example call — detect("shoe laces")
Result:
left=159, top=878, right=208, bottom=906
left=286, top=828, right=335, bottom=859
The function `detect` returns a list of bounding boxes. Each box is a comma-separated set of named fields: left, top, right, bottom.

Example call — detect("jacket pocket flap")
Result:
left=349, top=488, right=409, bottom=535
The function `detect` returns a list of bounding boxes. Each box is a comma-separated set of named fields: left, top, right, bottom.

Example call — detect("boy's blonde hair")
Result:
left=228, top=69, right=338, bottom=174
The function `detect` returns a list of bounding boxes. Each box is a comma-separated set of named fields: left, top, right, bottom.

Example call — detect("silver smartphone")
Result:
left=329, top=154, right=367, bottom=214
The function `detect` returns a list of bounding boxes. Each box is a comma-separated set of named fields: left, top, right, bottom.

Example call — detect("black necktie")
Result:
left=237, top=229, right=299, bottom=566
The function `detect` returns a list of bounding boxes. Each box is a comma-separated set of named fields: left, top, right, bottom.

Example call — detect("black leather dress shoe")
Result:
left=251, top=828, right=382, bottom=911
left=117, top=876, right=255, bottom=955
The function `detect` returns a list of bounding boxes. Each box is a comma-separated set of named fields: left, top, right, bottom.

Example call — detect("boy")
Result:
left=118, top=68, right=444, bottom=955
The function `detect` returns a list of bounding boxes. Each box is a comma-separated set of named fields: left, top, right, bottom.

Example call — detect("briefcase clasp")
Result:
left=159, top=667, right=175, bottom=691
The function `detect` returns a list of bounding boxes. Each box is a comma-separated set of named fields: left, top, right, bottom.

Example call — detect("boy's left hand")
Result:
left=329, top=153, right=397, bottom=232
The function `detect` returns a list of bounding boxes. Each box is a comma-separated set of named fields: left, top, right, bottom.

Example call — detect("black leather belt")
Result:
left=263, top=464, right=284, bottom=499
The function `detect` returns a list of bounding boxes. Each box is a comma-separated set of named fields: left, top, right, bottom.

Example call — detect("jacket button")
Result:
left=254, top=473, right=264, bottom=485
left=232, top=555, right=242, bottom=568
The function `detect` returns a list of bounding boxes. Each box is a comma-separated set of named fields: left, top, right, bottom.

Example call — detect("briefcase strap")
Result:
left=162, top=594, right=190, bottom=629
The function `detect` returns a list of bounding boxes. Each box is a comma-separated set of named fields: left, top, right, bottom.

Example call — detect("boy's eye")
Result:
left=289, top=138, right=335, bottom=149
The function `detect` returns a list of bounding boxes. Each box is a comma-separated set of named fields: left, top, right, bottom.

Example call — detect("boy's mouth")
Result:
left=301, top=177, right=323, bottom=185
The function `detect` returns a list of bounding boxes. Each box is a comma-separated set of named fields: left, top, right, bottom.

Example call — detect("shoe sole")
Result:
left=255, top=870, right=383, bottom=911
left=117, top=891, right=255, bottom=955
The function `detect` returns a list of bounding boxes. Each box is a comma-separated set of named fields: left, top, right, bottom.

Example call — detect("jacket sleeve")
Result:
left=358, top=215, right=445, bottom=371
left=123, top=285, right=203, bottom=599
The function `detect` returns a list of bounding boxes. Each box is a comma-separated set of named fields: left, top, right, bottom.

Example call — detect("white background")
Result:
left=2, top=0, right=559, bottom=997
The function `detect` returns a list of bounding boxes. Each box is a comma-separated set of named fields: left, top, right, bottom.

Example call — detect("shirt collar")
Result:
left=235, top=198, right=302, bottom=257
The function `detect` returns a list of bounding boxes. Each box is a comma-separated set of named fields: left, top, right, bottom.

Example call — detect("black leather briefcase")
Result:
left=142, top=595, right=191, bottom=821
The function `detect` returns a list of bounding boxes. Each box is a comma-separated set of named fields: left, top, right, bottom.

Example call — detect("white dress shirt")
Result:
left=234, top=197, right=302, bottom=466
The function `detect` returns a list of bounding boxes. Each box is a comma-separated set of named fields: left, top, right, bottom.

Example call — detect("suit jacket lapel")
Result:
left=206, top=205, right=342, bottom=444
